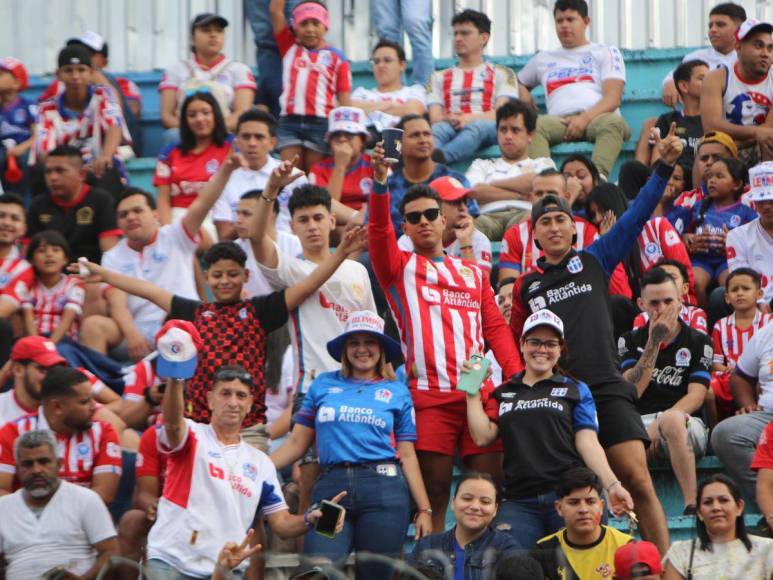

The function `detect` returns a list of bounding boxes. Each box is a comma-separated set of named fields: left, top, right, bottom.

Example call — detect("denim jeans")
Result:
left=305, top=462, right=411, bottom=580
left=145, top=558, right=244, bottom=579
left=432, top=120, right=497, bottom=165
left=371, top=0, right=434, bottom=86
left=495, top=493, right=565, bottom=549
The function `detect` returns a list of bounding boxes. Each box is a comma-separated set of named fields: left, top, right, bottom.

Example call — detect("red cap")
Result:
left=11, top=336, right=66, bottom=367
left=154, top=320, right=203, bottom=351
left=614, top=541, right=663, bottom=579
left=0, top=57, right=29, bottom=91
left=429, top=176, right=473, bottom=202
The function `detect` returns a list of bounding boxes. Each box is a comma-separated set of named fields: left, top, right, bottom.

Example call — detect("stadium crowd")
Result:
left=2, top=0, right=773, bottom=578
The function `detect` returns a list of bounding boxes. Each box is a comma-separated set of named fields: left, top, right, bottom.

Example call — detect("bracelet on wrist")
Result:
left=414, top=508, right=433, bottom=521
left=605, top=480, right=621, bottom=492
left=261, top=193, right=277, bottom=203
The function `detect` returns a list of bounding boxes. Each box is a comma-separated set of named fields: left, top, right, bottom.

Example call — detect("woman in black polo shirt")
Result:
left=466, top=310, right=634, bottom=549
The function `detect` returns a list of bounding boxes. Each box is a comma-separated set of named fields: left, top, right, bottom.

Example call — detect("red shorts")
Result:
left=414, top=396, right=503, bottom=457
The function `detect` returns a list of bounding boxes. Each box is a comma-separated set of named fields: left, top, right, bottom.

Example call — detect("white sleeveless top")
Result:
left=722, top=63, right=773, bottom=126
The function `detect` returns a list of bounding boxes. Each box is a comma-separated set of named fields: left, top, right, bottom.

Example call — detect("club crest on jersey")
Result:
left=242, top=462, right=257, bottom=481
left=730, top=214, right=741, bottom=227
left=567, top=256, right=583, bottom=274
left=550, top=387, right=568, bottom=397
left=374, top=388, right=393, bottom=404
left=704, top=345, right=713, bottom=360
left=205, top=159, right=220, bottom=174
left=676, top=347, right=691, bottom=367
left=644, top=242, right=661, bottom=258
left=665, top=230, right=680, bottom=247
left=239, top=307, right=248, bottom=320
left=77, top=443, right=90, bottom=458
left=107, top=442, right=121, bottom=459
left=0, top=273, right=8, bottom=287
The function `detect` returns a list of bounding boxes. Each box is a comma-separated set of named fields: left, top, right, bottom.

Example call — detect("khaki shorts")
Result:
left=240, top=423, right=270, bottom=453
left=641, top=412, right=708, bottom=459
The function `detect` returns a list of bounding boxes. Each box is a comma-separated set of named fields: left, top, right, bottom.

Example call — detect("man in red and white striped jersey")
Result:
left=0, top=194, right=33, bottom=322
left=427, top=9, right=519, bottom=165
left=0, top=366, right=122, bottom=504
left=368, top=143, right=520, bottom=531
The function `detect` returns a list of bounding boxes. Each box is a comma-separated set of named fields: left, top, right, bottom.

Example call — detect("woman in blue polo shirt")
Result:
left=465, top=309, right=634, bottom=549
left=271, top=310, right=432, bottom=579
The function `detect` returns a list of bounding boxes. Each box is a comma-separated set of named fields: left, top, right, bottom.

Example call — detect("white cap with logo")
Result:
left=522, top=309, right=565, bottom=338
left=325, top=106, right=369, bottom=141
left=748, top=162, right=773, bottom=202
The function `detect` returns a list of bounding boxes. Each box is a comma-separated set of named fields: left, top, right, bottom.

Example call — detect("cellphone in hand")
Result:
left=315, top=499, right=344, bottom=538
left=457, top=354, right=491, bottom=395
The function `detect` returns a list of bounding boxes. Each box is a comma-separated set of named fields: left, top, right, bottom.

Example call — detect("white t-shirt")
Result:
left=211, top=158, right=308, bottom=235
left=723, top=64, right=773, bottom=127
left=101, top=222, right=199, bottom=340
left=236, top=232, right=302, bottom=299
left=266, top=346, right=294, bottom=425
left=0, top=481, right=116, bottom=580
left=518, top=42, right=626, bottom=117
left=351, top=84, right=426, bottom=131
left=258, top=244, right=376, bottom=394
left=737, top=323, right=773, bottom=411
left=397, top=230, right=493, bottom=273
left=666, top=536, right=773, bottom=580
left=147, top=421, right=287, bottom=577
left=159, top=56, right=256, bottom=112
left=663, top=46, right=737, bottom=85
left=727, top=218, right=773, bottom=303
left=465, top=156, right=555, bottom=214
left=0, top=390, right=35, bottom=425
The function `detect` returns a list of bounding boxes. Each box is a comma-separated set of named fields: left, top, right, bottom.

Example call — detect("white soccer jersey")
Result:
left=727, top=218, right=773, bottom=302
left=101, top=222, right=199, bottom=340
left=258, top=244, right=376, bottom=394
left=662, top=46, right=736, bottom=85
left=211, top=158, right=308, bottom=235
left=518, top=42, right=626, bottom=117
left=722, top=63, right=773, bottom=127
left=737, top=324, right=773, bottom=411
left=398, top=230, right=493, bottom=273
left=427, top=63, right=518, bottom=114
left=158, top=56, right=256, bottom=112
left=351, top=84, right=426, bottom=131
left=236, top=232, right=301, bottom=299
left=147, top=420, right=287, bottom=577
left=464, top=156, right=555, bottom=214
left=0, top=391, right=34, bottom=425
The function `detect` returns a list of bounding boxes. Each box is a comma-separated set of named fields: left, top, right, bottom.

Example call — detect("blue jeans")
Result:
left=145, top=558, right=244, bottom=579
left=371, top=0, right=434, bottom=85
left=432, top=120, right=497, bottom=165
left=305, top=462, right=411, bottom=580
left=495, top=493, right=565, bottom=549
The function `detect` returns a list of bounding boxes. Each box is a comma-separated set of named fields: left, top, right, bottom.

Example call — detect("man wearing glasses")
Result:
left=368, top=144, right=520, bottom=532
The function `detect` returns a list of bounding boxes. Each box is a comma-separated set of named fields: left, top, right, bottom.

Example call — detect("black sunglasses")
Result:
left=214, top=369, right=253, bottom=386
left=404, top=208, right=441, bottom=225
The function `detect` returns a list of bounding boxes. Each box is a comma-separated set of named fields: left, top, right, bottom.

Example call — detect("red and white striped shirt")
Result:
left=368, top=182, right=520, bottom=408
left=20, top=275, right=85, bottom=338
left=0, top=408, right=122, bottom=488
left=712, top=311, right=772, bottom=367
left=633, top=304, right=708, bottom=335
left=0, top=248, right=34, bottom=307
left=122, top=357, right=162, bottom=422
left=637, top=217, right=697, bottom=303
left=275, top=26, right=351, bottom=118
left=427, top=63, right=518, bottom=114
left=135, top=425, right=166, bottom=489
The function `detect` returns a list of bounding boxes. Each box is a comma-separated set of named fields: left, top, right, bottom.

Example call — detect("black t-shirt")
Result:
left=485, top=373, right=598, bottom=499
left=170, top=291, right=289, bottom=426
left=27, top=185, right=118, bottom=263
left=655, top=111, right=702, bottom=165
left=619, top=321, right=712, bottom=415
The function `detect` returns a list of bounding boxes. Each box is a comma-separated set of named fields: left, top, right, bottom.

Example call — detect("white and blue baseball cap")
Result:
left=522, top=309, right=565, bottom=338
left=155, top=321, right=202, bottom=380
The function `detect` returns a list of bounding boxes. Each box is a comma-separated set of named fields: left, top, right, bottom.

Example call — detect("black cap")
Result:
left=191, top=13, right=229, bottom=32
left=531, top=194, right=573, bottom=223
left=57, top=45, right=92, bottom=68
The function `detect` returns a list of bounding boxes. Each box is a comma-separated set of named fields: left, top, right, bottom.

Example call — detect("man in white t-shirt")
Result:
left=146, top=323, right=341, bottom=578
left=213, top=109, right=307, bottom=240
left=398, top=176, right=493, bottom=273
left=427, top=9, right=519, bottom=165
left=351, top=39, right=425, bottom=144
left=0, top=430, right=118, bottom=580
left=661, top=3, right=745, bottom=107
left=465, top=99, right=555, bottom=241
left=0, top=336, right=66, bottom=425
left=711, top=322, right=773, bottom=505
left=81, top=153, right=240, bottom=361
left=250, top=160, right=376, bottom=517
left=518, top=0, right=630, bottom=178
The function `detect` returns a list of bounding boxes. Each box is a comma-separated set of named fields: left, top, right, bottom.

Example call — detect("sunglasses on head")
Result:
left=214, top=369, right=253, bottom=385
left=185, top=86, right=211, bottom=98
left=403, top=208, right=440, bottom=225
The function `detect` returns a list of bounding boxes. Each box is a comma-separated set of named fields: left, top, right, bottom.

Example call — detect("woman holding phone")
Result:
left=466, top=309, right=634, bottom=548
left=271, top=311, right=432, bottom=579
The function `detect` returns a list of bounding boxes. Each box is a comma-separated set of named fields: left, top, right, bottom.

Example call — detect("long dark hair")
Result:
left=695, top=474, right=752, bottom=552
left=179, top=91, right=228, bottom=155
left=694, top=157, right=746, bottom=230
